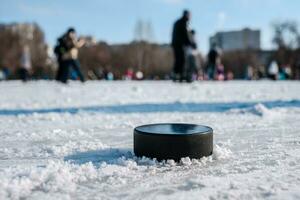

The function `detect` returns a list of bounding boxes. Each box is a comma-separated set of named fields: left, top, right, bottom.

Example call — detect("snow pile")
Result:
left=229, top=102, right=288, bottom=120
left=212, top=144, right=233, bottom=160
left=251, top=103, right=283, bottom=118
left=0, top=145, right=233, bottom=200
left=44, top=140, right=108, bottom=157
left=0, top=161, right=97, bottom=200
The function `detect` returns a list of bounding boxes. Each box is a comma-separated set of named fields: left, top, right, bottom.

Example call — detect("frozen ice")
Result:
left=0, top=80, right=300, bottom=199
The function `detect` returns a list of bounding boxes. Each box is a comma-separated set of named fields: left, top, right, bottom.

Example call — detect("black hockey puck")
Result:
left=134, top=123, right=213, bottom=161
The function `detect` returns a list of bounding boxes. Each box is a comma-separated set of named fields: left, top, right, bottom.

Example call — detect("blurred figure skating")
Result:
left=55, top=28, right=85, bottom=83
left=171, top=10, right=192, bottom=82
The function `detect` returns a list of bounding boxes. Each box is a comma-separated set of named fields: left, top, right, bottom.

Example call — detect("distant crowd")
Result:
left=169, top=10, right=298, bottom=82
left=0, top=10, right=299, bottom=82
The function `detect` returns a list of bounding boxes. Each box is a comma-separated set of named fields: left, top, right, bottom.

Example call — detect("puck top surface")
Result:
left=134, top=123, right=213, bottom=135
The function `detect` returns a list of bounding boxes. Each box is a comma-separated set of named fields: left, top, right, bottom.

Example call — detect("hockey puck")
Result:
left=134, top=123, right=213, bottom=161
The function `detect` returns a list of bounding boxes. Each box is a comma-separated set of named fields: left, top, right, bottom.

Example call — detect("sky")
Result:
left=1, top=0, right=300, bottom=53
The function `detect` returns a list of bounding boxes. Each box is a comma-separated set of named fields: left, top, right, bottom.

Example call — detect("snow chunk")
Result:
left=253, top=103, right=273, bottom=117
left=213, top=145, right=233, bottom=160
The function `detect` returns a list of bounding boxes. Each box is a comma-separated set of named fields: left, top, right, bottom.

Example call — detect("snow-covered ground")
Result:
left=0, top=80, right=300, bottom=200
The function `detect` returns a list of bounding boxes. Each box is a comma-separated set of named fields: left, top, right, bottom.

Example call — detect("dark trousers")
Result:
left=173, top=46, right=185, bottom=76
left=186, top=54, right=197, bottom=82
left=57, top=59, right=85, bottom=83
left=19, top=68, right=29, bottom=82
left=207, top=63, right=216, bottom=80
left=55, top=59, right=63, bottom=82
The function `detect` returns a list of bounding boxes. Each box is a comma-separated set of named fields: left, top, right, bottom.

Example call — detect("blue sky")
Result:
left=1, top=0, right=300, bottom=53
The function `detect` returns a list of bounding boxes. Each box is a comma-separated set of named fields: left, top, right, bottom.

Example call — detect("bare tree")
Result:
left=272, top=20, right=300, bottom=49
left=0, top=23, right=48, bottom=78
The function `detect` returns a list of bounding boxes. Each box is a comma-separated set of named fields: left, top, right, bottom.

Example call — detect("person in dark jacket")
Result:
left=207, top=43, right=219, bottom=80
left=171, top=10, right=192, bottom=81
left=54, top=37, right=66, bottom=82
left=55, top=28, right=85, bottom=83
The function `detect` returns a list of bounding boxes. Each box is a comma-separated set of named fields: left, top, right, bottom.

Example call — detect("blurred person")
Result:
left=135, top=70, right=144, bottom=80
left=94, top=68, right=105, bottom=80
left=278, top=68, right=286, bottom=80
left=283, top=64, right=292, bottom=79
left=279, top=64, right=292, bottom=80
left=102, top=68, right=109, bottom=80
left=70, top=68, right=79, bottom=80
left=0, top=69, right=4, bottom=81
left=226, top=71, right=234, bottom=80
left=3, top=67, right=10, bottom=78
left=19, top=45, right=31, bottom=82
left=125, top=68, right=134, bottom=80
left=296, top=58, right=300, bottom=80
left=197, top=69, right=205, bottom=81
left=171, top=10, right=192, bottom=82
left=207, top=43, right=220, bottom=80
left=0, top=67, right=10, bottom=80
left=54, top=35, right=66, bottom=82
left=107, top=72, right=114, bottom=81
left=268, top=60, right=279, bottom=80
left=185, top=29, right=200, bottom=82
left=114, top=70, right=121, bottom=80
left=215, top=62, right=225, bottom=81
left=246, top=65, right=264, bottom=80
left=257, top=66, right=265, bottom=79
left=56, top=28, right=85, bottom=83
left=246, top=65, right=255, bottom=80
left=87, top=70, right=97, bottom=80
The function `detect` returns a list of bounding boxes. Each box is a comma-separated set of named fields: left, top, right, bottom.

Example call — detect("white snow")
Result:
left=0, top=80, right=300, bottom=200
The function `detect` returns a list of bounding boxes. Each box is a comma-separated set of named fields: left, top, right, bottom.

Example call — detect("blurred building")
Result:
left=210, top=28, right=260, bottom=51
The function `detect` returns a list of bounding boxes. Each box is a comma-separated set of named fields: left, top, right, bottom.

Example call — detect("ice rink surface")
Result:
left=0, top=81, right=300, bottom=200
